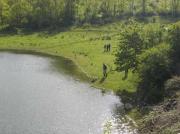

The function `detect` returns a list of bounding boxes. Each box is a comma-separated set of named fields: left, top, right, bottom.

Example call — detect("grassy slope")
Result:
left=0, top=23, right=138, bottom=92
left=0, top=16, right=176, bottom=92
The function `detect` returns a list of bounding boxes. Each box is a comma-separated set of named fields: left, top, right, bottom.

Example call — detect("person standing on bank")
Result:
left=109, top=43, right=111, bottom=52
left=104, top=44, right=107, bottom=52
left=107, top=43, right=111, bottom=52
left=103, top=63, right=107, bottom=78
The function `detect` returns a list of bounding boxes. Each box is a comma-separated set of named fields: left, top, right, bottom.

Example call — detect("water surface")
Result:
left=0, top=52, right=136, bottom=134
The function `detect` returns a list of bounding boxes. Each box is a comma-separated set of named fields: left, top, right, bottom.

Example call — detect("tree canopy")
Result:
left=0, top=0, right=179, bottom=29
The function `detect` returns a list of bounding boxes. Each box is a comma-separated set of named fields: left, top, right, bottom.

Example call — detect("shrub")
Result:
left=137, top=44, right=171, bottom=104
left=165, top=76, right=180, bottom=92
left=115, top=21, right=143, bottom=78
left=169, top=23, right=180, bottom=73
left=142, top=24, right=164, bottom=48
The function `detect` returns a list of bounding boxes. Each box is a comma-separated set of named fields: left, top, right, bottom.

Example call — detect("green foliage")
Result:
left=0, top=0, right=180, bottom=28
left=115, top=21, right=143, bottom=76
left=115, top=22, right=169, bottom=79
left=63, top=0, right=76, bottom=25
left=169, top=22, right=180, bottom=64
left=165, top=76, right=180, bottom=91
left=0, top=0, right=10, bottom=24
left=9, top=0, right=32, bottom=27
left=142, top=23, right=164, bottom=48
left=114, top=21, right=173, bottom=104
left=137, top=44, right=171, bottom=103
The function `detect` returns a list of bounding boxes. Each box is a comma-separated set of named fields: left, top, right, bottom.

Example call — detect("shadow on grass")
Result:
left=99, top=77, right=106, bottom=83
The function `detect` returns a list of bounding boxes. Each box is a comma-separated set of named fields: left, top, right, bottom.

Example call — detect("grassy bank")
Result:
left=0, top=23, right=139, bottom=93
left=1, top=19, right=180, bottom=134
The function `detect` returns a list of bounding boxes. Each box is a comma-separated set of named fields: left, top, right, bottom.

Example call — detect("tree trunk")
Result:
left=142, top=0, right=146, bottom=16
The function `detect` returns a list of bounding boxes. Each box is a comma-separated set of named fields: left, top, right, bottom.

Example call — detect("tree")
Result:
left=129, top=0, right=135, bottom=16
left=137, top=44, right=171, bottom=104
left=169, top=23, right=180, bottom=73
left=142, top=0, right=146, bottom=16
left=30, top=0, right=54, bottom=28
left=171, top=0, right=180, bottom=17
left=99, top=0, right=111, bottom=19
left=63, top=0, right=76, bottom=25
left=142, top=24, right=163, bottom=48
left=0, top=0, right=10, bottom=25
left=115, top=21, right=143, bottom=79
left=9, top=0, right=32, bottom=27
left=0, top=0, right=179, bottom=29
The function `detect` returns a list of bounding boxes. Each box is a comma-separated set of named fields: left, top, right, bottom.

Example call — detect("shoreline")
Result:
left=0, top=48, right=114, bottom=92
left=0, top=48, right=139, bottom=132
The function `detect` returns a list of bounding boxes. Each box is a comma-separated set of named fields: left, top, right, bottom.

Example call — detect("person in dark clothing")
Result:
left=107, top=44, right=109, bottom=52
left=104, top=44, right=111, bottom=52
left=104, top=44, right=107, bottom=52
left=107, top=44, right=111, bottom=52
left=103, top=63, right=107, bottom=77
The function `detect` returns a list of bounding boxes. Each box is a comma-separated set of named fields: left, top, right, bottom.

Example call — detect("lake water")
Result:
left=0, top=52, right=136, bottom=134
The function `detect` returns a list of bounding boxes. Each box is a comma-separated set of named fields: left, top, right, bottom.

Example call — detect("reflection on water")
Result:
left=0, top=52, right=137, bottom=134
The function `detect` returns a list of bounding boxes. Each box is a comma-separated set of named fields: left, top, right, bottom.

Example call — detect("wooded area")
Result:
left=0, top=0, right=180, bottom=28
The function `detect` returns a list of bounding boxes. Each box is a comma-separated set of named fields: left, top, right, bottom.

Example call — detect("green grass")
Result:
left=0, top=23, right=139, bottom=92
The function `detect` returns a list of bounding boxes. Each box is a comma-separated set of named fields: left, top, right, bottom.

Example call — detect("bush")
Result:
left=169, top=22, right=180, bottom=64
left=115, top=21, right=143, bottom=78
left=137, top=44, right=171, bottom=104
left=165, top=76, right=180, bottom=92
left=142, top=24, right=164, bottom=48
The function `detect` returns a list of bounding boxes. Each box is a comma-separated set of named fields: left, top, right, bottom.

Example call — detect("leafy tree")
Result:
left=30, top=0, right=61, bottom=28
left=9, top=0, right=32, bottom=27
left=142, top=24, right=164, bottom=48
left=0, top=0, right=179, bottom=28
left=0, top=0, right=10, bottom=25
left=99, top=0, right=111, bottom=18
left=137, top=44, right=171, bottom=104
left=115, top=21, right=143, bottom=79
left=63, top=0, right=76, bottom=25
left=142, top=0, right=146, bottom=15
left=171, top=0, right=180, bottom=17
left=168, top=22, right=180, bottom=75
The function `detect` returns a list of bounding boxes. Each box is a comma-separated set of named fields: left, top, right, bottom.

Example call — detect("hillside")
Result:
left=0, top=0, right=180, bottom=133
left=0, top=22, right=139, bottom=92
